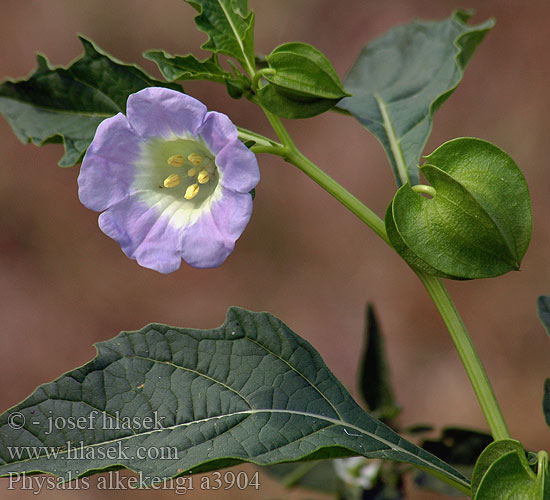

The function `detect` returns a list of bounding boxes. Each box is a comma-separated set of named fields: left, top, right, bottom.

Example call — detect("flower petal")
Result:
left=78, top=87, right=260, bottom=273
left=216, top=140, right=260, bottom=193
left=126, top=88, right=207, bottom=139
left=180, top=214, right=232, bottom=268
left=198, top=111, right=238, bottom=154
left=78, top=113, right=141, bottom=211
left=210, top=189, right=254, bottom=239
left=180, top=189, right=253, bottom=268
left=98, top=195, right=184, bottom=274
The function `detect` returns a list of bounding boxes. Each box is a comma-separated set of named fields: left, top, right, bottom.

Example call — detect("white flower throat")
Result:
left=164, top=152, right=215, bottom=199
left=135, top=137, right=220, bottom=206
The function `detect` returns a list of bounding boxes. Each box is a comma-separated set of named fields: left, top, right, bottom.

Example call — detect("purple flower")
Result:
left=78, top=87, right=260, bottom=273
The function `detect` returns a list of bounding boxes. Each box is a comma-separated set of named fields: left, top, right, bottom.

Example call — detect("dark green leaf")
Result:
left=338, top=10, right=494, bottom=185
left=358, top=304, right=400, bottom=421
left=0, top=308, right=467, bottom=491
left=385, top=138, right=532, bottom=279
left=421, top=427, right=492, bottom=466
left=404, top=424, right=434, bottom=435
left=225, top=77, right=250, bottom=99
left=0, top=37, right=181, bottom=166
left=471, top=440, right=549, bottom=500
left=265, top=42, right=349, bottom=99
left=415, top=427, right=492, bottom=496
left=184, top=0, right=255, bottom=75
left=538, top=296, right=550, bottom=337
left=543, top=379, right=550, bottom=428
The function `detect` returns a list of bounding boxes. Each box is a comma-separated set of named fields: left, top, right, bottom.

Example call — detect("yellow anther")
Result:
left=188, top=153, right=203, bottom=166
left=197, top=169, right=210, bottom=184
left=167, top=154, right=185, bottom=167
left=187, top=167, right=198, bottom=177
left=184, top=183, right=200, bottom=200
left=163, top=173, right=181, bottom=188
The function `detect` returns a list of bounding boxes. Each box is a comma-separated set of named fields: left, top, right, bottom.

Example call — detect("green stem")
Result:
left=251, top=68, right=276, bottom=92
left=262, top=108, right=297, bottom=149
left=237, top=127, right=281, bottom=148
left=287, top=149, right=390, bottom=245
left=415, top=272, right=511, bottom=440
left=255, top=111, right=388, bottom=243
left=255, top=109, right=511, bottom=444
left=412, top=184, right=437, bottom=197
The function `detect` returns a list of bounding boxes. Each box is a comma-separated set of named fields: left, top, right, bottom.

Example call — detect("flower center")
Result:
left=135, top=137, right=220, bottom=207
left=163, top=152, right=215, bottom=200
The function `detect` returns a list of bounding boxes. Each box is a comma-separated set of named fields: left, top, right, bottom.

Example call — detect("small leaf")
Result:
left=538, top=296, right=550, bottom=337
left=0, top=308, right=467, bottom=491
left=145, top=50, right=250, bottom=98
left=184, top=0, right=256, bottom=75
left=543, top=379, right=550, bottom=428
left=0, top=37, right=181, bottom=166
left=265, top=42, right=349, bottom=100
left=358, top=304, right=400, bottom=421
left=338, top=10, right=494, bottom=185
left=421, top=427, right=493, bottom=466
left=414, top=427, right=492, bottom=497
left=405, top=424, right=434, bottom=435
left=145, top=51, right=231, bottom=83
left=471, top=440, right=549, bottom=500
left=385, top=138, right=532, bottom=280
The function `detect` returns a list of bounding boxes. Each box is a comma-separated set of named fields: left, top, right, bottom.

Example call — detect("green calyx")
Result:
left=471, top=440, right=550, bottom=499
left=385, top=137, right=532, bottom=280
left=256, top=42, right=350, bottom=119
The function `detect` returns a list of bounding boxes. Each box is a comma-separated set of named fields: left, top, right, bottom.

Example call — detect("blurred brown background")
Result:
left=1, top=0, right=549, bottom=498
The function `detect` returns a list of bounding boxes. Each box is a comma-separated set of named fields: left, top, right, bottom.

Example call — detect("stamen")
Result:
left=187, top=167, right=198, bottom=177
left=184, top=183, right=200, bottom=200
left=188, top=153, right=203, bottom=166
left=197, top=169, right=210, bottom=184
left=167, top=154, right=185, bottom=167
left=163, top=173, right=181, bottom=188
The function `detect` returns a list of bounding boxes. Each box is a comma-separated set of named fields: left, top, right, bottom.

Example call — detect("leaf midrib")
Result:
left=373, top=93, right=409, bottom=185
left=216, top=0, right=254, bottom=75
left=1, top=406, right=465, bottom=486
